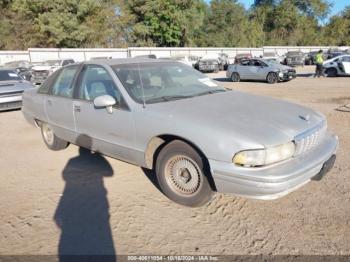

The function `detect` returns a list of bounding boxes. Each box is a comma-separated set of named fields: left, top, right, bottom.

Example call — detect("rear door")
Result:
left=237, top=60, right=250, bottom=79
left=45, top=65, right=80, bottom=142
left=73, top=64, right=136, bottom=163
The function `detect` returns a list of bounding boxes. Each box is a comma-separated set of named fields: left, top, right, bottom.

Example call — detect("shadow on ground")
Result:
left=54, top=135, right=116, bottom=262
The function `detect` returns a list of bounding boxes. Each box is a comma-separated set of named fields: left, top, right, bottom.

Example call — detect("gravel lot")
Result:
left=0, top=66, right=349, bottom=256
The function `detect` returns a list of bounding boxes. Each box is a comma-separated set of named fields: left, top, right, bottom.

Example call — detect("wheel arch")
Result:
left=144, top=134, right=217, bottom=191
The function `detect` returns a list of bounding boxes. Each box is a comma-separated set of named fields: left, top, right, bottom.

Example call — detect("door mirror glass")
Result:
left=93, top=95, right=116, bottom=114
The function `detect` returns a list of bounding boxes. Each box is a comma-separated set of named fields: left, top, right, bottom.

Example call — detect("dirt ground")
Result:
left=0, top=66, right=349, bottom=256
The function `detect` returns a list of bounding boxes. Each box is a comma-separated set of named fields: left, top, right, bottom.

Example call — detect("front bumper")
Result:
left=0, top=95, right=22, bottom=111
left=209, top=133, right=338, bottom=200
left=279, top=71, right=296, bottom=81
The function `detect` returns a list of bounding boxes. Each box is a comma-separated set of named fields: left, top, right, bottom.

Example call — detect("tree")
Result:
left=323, top=6, right=350, bottom=46
left=125, top=0, right=206, bottom=47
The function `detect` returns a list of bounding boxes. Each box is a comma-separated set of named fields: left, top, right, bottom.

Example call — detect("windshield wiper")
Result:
left=194, top=89, right=227, bottom=97
left=146, top=95, right=193, bottom=103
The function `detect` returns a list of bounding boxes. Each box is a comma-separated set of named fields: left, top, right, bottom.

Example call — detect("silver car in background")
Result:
left=0, top=68, right=33, bottom=111
left=226, top=58, right=296, bottom=84
left=22, top=59, right=338, bottom=207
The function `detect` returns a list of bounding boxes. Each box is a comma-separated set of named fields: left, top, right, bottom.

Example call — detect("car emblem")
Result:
left=299, top=114, right=310, bottom=122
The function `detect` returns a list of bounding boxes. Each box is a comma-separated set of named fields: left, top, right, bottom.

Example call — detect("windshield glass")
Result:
left=0, top=70, right=22, bottom=81
left=264, top=59, right=279, bottom=65
left=112, top=62, right=226, bottom=104
left=44, top=60, right=61, bottom=66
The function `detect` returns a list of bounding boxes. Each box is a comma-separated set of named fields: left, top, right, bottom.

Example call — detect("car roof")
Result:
left=83, top=58, right=178, bottom=66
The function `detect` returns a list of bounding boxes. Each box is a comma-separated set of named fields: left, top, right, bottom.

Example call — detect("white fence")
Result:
left=0, top=46, right=348, bottom=65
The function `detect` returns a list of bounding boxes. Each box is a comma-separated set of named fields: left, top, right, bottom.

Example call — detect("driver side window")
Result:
left=78, top=65, right=121, bottom=103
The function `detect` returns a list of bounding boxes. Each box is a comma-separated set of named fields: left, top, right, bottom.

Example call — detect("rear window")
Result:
left=0, top=70, right=22, bottom=81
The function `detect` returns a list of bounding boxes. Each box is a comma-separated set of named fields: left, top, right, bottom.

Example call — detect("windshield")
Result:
left=44, top=60, right=61, bottom=66
left=0, top=70, right=22, bottom=81
left=112, top=62, right=226, bottom=104
left=264, top=59, right=279, bottom=65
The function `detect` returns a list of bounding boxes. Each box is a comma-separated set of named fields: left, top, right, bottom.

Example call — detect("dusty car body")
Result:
left=226, top=58, right=296, bottom=84
left=0, top=68, right=33, bottom=111
left=323, top=55, right=350, bottom=77
left=284, top=51, right=305, bottom=67
left=31, top=59, right=75, bottom=85
left=22, top=59, right=338, bottom=207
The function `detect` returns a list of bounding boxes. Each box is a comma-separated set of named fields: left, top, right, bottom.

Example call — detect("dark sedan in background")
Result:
left=0, top=68, right=33, bottom=111
left=283, top=51, right=305, bottom=67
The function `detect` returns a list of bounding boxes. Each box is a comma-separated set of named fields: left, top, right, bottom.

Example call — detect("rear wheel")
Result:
left=231, top=72, right=240, bottom=82
left=326, top=67, right=337, bottom=77
left=155, top=140, right=214, bottom=207
left=41, top=122, right=69, bottom=151
left=267, top=72, right=278, bottom=84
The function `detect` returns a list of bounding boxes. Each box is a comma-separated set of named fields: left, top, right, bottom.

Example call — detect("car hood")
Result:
left=31, top=65, right=57, bottom=71
left=0, top=80, right=33, bottom=93
left=148, top=90, right=324, bottom=147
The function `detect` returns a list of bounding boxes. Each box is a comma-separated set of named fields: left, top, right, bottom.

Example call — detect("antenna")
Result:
left=137, top=63, right=146, bottom=108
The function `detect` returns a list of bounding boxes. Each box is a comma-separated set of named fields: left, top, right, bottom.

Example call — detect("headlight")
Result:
left=233, top=142, right=295, bottom=167
left=278, top=71, right=284, bottom=77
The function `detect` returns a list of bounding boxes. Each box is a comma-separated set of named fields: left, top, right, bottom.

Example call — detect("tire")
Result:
left=231, top=72, right=240, bottom=82
left=41, top=122, right=69, bottom=151
left=155, top=140, right=214, bottom=207
left=326, top=67, right=337, bottom=77
left=267, top=72, right=278, bottom=84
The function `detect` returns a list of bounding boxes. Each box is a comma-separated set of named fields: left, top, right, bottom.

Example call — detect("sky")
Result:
left=204, top=0, right=349, bottom=18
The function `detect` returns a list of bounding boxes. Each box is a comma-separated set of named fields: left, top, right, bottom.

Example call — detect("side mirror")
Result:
left=93, top=95, right=116, bottom=114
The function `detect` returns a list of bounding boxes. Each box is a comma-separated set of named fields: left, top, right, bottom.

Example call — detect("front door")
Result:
left=340, top=56, right=350, bottom=75
left=73, top=64, right=136, bottom=163
left=247, top=60, right=268, bottom=80
left=45, top=65, right=79, bottom=142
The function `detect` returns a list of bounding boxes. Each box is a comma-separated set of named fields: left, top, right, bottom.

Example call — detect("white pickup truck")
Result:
left=31, top=59, right=75, bottom=85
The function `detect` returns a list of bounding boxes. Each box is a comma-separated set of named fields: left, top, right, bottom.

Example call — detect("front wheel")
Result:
left=41, top=122, right=69, bottom=151
left=267, top=72, right=278, bottom=84
left=155, top=140, right=214, bottom=207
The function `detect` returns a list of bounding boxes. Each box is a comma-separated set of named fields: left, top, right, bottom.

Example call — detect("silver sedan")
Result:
left=226, top=58, right=296, bottom=84
left=0, top=68, right=33, bottom=111
left=22, top=59, right=338, bottom=207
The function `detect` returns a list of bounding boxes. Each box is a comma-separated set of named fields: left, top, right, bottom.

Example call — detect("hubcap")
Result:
left=164, top=155, right=201, bottom=196
left=42, top=124, right=54, bottom=146
left=269, top=74, right=276, bottom=82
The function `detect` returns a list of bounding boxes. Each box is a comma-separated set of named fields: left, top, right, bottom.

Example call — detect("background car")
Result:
left=3, top=60, right=33, bottom=81
left=226, top=58, right=296, bottom=84
left=323, top=55, right=350, bottom=77
left=194, top=55, right=219, bottom=73
left=0, top=68, right=33, bottom=111
left=234, top=53, right=252, bottom=64
left=262, top=52, right=284, bottom=64
left=283, top=51, right=305, bottom=67
left=31, top=59, right=75, bottom=85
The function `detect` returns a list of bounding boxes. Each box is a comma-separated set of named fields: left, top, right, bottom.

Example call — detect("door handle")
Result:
left=74, top=105, right=81, bottom=112
left=47, top=100, right=52, bottom=106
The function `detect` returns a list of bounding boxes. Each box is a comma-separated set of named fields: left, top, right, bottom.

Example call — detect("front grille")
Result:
left=33, top=70, right=49, bottom=77
left=0, top=101, right=22, bottom=110
left=294, top=121, right=327, bottom=156
left=0, top=90, right=23, bottom=98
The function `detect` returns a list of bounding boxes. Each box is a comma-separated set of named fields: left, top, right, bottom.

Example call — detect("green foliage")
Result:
left=0, top=0, right=349, bottom=49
